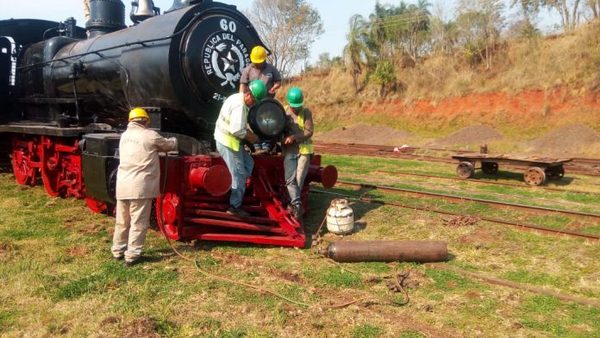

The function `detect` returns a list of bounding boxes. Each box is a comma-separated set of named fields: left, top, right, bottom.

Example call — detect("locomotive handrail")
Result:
left=16, top=12, right=202, bottom=71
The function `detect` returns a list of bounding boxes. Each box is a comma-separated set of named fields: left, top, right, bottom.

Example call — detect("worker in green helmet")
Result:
left=282, top=87, right=314, bottom=220
left=214, top=80, right=266, bottom=217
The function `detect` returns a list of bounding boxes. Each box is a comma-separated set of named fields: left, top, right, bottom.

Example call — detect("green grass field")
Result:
left=1, top=154, right=599, bottom=337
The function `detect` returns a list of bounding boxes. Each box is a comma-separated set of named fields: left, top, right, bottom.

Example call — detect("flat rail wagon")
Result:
left=452, top=153, right=573, bottom=186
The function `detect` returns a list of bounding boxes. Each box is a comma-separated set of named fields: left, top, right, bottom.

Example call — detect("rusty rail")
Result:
left=311, top=189, right=600, bottom=241
left=314, top=142, right=600, bottom=176
left=337, top=180, right=600, bottom=219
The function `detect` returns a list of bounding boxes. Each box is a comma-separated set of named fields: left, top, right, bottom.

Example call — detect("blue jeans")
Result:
left=216, top=142, right=254, bottom=208
left=284, top=153, right=311, bottom=207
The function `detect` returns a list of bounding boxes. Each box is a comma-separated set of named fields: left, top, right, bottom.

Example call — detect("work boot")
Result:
left=291, top=204, right=304, bottom=220
left=226, top=206, right=250, bottom=218
left=124, top=258, right=140, bottom=267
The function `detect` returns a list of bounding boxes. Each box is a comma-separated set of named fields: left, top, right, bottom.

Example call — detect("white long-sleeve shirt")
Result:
left=116, top=122, right=177, bottom=200
left=214, top=93, right=249, bottom=147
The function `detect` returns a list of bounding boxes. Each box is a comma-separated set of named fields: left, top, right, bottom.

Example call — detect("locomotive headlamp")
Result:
left=248, top=98, right=286, bottom=140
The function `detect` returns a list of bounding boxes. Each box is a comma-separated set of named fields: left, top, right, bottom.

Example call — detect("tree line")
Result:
left=244, top=0, right=600, bottom=97
left=336, top=0, right=600, bottom=96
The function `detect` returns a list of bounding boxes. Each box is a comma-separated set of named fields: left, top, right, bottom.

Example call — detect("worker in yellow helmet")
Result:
left=111, top=107, right=178, bottom=266
left=239, top=46, right=282, bottom=98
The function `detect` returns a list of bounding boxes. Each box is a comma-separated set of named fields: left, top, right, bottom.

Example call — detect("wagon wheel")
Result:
left=545, top=166, right=564, bottom=180
left=456, top=161, right=474, bottom=179
left=524, top=167, right=546, bottom=186
left=481, top=162, right=499, bottom=174
left=11, top=136, right=38, bottom=186
left=40, top=136, right=62, bottom=197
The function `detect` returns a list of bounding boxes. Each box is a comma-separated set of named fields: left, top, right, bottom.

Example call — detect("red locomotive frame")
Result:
left=9, top=133, right=337, bottom=248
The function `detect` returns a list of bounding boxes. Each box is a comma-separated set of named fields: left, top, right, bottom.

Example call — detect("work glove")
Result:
left=168, top=137, right=178, bottom=153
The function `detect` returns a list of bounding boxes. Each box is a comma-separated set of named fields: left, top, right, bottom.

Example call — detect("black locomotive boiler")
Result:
left=0, top=0, right=337, bottom=247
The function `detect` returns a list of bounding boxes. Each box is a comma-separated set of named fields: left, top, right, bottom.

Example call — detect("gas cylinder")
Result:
left=326, top=199, right=354, bottom=235
left=324, top=240, right=448, bottom=263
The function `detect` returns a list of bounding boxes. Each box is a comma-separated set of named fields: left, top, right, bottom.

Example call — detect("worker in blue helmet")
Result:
left=214, top=80, right=266, bottom=217
left=282, top=87, right=314, bottom=220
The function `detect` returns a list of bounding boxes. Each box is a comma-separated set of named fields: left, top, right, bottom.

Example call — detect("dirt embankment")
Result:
left=429, top=124, right=503, bottom=147
left=363, top=88, right=600, bottom=125
left=315, top=88, right=600, bottom=157
left=526, top=124, right=600, bottom=156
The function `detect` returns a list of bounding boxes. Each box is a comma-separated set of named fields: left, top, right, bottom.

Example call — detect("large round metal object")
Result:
left=524, top=167, right=546, bottom=186
left=456, top=161, right=474, bottom=179
left=481, top=162, right=498, bottom=174
left=248, top=99, right=287, bottom=140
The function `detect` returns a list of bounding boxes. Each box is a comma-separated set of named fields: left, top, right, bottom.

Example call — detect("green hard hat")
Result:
left=249, top=80, right=267, bottom=102
left=287, top=87, right=303, bottom=108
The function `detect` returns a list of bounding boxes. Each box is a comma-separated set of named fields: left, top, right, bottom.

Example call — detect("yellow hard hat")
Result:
left=128, top=107, right=150, bottom=121
left=250, top=46, right=267, bottom=64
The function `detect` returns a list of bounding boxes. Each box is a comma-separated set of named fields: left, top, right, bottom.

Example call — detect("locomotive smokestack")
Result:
left=85, top=0, right=126, bottom=38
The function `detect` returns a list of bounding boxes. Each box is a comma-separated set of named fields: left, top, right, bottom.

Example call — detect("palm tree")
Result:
left=343, top=14, right=369, bottom=93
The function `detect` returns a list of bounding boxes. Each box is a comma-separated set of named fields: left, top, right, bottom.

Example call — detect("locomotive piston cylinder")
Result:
left=324, top=240, right=448, bottom=263
left=307, top=164, right=338, bottom=188
left=188, top=165, right=231, bottom=196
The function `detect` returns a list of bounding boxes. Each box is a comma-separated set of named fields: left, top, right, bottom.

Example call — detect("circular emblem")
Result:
left=202, top=31, right=249, bottom=90
left=179, top=14, right=261, bottom=104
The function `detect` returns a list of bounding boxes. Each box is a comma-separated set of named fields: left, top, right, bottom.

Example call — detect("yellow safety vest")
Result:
left=215, top=114, right=241, bottom=151
left=215, top=97, right=250, bottom=152
left=296, top=109, right=314, bottom=155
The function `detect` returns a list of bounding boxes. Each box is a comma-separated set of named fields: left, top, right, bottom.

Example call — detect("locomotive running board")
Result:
left=156, top=155, right=316, bottom=248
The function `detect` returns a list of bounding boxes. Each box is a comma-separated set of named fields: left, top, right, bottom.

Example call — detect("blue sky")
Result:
left=1, top=0, right=560, bottom=64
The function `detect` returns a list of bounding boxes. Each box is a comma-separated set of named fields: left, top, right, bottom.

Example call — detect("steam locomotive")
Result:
left=0, top=0, right=337, bottom=247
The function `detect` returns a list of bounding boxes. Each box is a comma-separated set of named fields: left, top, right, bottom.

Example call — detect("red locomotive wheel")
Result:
left=11, top=148, right=35, bottom=185
left=40, top=136, right=61, bottom=197
left=10, top=137, right=38, bottom=186
left=156, top=193, right=181, bottom=240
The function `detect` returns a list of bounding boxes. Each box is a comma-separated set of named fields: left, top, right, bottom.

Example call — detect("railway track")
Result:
left=314, top=142, right=600, bottom=176
left=311, top=189, right=600, bottom=241
left=337, top=180, right=600, bottom=220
